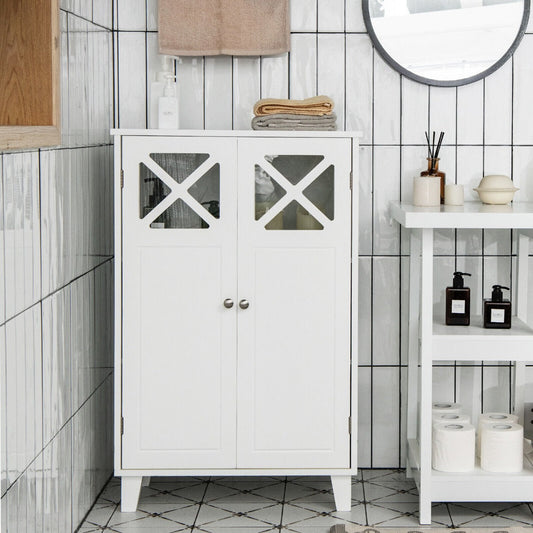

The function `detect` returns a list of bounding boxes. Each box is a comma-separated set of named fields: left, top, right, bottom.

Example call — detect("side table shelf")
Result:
left=390, top=201, right=533, bottom=524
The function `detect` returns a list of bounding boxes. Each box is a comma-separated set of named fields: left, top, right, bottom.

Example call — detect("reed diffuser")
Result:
left=421, top=131, right=445, bottom=204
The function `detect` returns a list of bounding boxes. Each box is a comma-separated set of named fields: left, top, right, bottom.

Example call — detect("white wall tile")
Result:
left=456, top=146, right=484, bottom=255
left=233, top=57, right=260, bottom=130
left=485, top=61, right=512, bottom=145
left=358, top=145, right=373, bottom=256
left=433, top=367, right=456, bottom=410
left=372, top=367, right=400, bottom=467
left=60, top=11, right=70, bottom=146
left=93, top=0, right=113, bottom=29
left=0, top=156, right=4, bottom=325
left=346, top=0, right=366, bottom=32
left=483, top=256, right=512, bottom=301
left=205, top=56, right=234, bottom=130
left=261, top=54, right=289, bottom=100
left=457, top=80, right=483, bottom=145
left=178, top=57, right=205, bottom=129
left=513, top=146, right=533, bottom=201
left=372, top=257, right=400, bottom=365
left=455, top=366, right=482, bottom=423
left=118, top=31, right=147, bottom=128
left=513, top=35, right=533, bottom=144
left=5, top=307, right=42, bottom=487
left=373, top=146, right=400, bottom=254
left=484, top=145, right=512, bottom=175
left=290, top=0, right=317, bottom=32
left=358, top=367, right=372, bottom=467
left=68, top=15, right=89, bottom=146
left=117, top=0, right=145, bottom=30
left=42, top=288, right=72, bottom=445
left=318, top=34, right=345, bottom=128
left=318, top=0, right=344, bottom=31
left=401, top=77, right=429, bottom=145
left=346, top=34, right=373, bottom=142
left=2, top=152, right=41, bottom=320
left=0, top=325, right=6, bottom=497
left=43, top=421, right=72, bottom=533
left=147, top=0, right=158, bottom=31
left=429, top=86, right=457, bottom=145
left=482, top=366, right=511, bottom=415
left=358, top=257, right=372, bottom=366
left=289, top=34, right=317, bottom=100
left=373, top=53, right=400, bottom=144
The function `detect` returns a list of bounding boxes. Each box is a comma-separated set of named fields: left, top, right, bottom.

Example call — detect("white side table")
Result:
left=390, top=201, right=533, bottom=524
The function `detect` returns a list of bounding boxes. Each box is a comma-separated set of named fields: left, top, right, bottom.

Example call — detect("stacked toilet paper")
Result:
left=431, top=403, right=523, bottom=473
left=478, top=413, right=522, bottom=472
left=432, top=402, right=475, bottom=472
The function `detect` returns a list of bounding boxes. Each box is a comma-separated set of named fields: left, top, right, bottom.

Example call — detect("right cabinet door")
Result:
left=236, top=138, right=352, bottom=468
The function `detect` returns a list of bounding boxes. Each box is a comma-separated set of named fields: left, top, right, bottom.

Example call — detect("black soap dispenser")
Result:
left=446, top=272, right=471, bottom=326
left=483, top=285, right=511, bottom=329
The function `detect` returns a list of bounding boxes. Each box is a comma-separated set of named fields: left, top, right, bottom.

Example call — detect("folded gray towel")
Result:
left=252, top=112, right=337, bottom=131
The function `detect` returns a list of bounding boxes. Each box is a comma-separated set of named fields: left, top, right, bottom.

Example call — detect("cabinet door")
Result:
left=121, top=136, right=237, bottom=469
left=236, top=138, right=352, bottom=468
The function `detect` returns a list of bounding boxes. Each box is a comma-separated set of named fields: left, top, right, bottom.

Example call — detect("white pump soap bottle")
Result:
left=149, top=55, right=176, bottom=128
left=158, top=75, right=179, bottom=129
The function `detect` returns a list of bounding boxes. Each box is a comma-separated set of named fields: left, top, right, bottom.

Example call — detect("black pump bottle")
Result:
left=445, top=271, right=471, bottom=326
left=483, top=285, right=511, bottom=329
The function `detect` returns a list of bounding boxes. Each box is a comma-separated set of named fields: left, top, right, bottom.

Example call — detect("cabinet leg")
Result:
left=331, top=475, right=352, bottom=511
left=141, top=476, right=151, bottom=487
left=121, top=476, right=143, bottom=512
left=405, top=456, right=413, bottom=479
left=419, top=492, right=431, bottom=525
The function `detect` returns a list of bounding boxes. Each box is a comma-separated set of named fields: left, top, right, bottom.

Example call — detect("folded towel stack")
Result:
left=251, top=95, right=337, bottom=131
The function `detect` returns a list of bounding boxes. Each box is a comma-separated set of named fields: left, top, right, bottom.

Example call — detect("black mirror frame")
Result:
left=362, top=0, right=531, bottom=87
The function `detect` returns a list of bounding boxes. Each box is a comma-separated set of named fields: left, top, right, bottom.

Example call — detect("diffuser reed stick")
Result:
left=425, top=130, right=445, bottom=173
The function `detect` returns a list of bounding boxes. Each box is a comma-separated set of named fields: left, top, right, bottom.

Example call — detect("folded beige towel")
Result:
left=252, top=112, right=337, bottom=130
left=159, top=0, right=290, bottom=56
left=253, top=96, right=334, bottom=116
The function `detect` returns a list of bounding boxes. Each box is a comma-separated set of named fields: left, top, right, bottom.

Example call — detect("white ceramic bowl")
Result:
left=474, top=174, right=519, bottom=204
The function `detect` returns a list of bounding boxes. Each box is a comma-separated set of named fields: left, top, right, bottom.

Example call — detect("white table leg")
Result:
left=331, top=475, right=352, bottom=511
left=418, top=228, right=433, bottom=525
left=121, top=476, right=143, bottom=512
left=407, top=229, right=421, bottom=449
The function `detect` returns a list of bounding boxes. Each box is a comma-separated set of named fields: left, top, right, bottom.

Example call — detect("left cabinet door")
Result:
left=121, top=136, right=238, bottom=469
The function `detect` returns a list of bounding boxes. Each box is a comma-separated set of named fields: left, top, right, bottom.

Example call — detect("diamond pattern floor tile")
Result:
left=77, top=471, right=533, bottom=531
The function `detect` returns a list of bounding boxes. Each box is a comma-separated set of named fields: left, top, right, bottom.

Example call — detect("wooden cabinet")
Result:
left=113, top=130, right=360, bottom=513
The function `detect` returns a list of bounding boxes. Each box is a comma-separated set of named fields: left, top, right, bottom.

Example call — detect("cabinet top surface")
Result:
left=390, top=201, right=533, bottom=229
left=111, top=129, right=363, bottom=139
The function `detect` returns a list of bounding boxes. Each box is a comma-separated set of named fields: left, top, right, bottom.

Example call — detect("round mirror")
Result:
left=363, top=0, right=530, bottom=86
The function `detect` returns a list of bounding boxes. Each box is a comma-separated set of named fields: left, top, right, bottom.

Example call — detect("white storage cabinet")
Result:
left=113, top=130, right=361, bottom=512
left=390, top=201, right=533, bottom=525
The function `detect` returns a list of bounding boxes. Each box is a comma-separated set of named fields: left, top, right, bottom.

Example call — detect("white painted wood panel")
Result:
left=236, top=137, right=351, bottom=469
left=121, top=136, right=238, bottom=469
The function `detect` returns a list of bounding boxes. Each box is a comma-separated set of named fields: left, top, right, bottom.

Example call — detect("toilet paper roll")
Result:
left=432, top=422, right=476, bottom=472
left=433, top=413, right=471, bottom=426
left=480, top=423, right=523, bottom=473
left=477, top=412, right=519, bottom=457
left=432, top=402, right=462, bottom=415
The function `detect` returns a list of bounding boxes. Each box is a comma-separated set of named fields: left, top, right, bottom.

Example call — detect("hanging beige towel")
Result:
left=158, top=0, right=290, bottom=56
left=253, top=96, right=334, bottom=116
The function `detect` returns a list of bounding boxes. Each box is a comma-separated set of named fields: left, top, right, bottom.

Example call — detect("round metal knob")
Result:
left=239, top=299, right=250, bottom=309
left=223, top=298, right=234, bottom=309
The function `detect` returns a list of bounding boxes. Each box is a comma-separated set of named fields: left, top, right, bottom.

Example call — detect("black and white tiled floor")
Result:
left=79, top=470, right=533, bottom=532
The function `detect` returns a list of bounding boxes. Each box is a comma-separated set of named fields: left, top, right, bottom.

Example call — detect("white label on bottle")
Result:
left=451, top=300, right=465, bottom=314
left=491, top=308, right=505, bottom=323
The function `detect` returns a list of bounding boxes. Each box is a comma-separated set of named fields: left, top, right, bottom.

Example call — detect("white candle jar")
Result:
left=413, top=176, right=441, bottom=207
